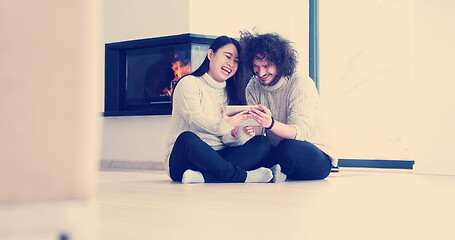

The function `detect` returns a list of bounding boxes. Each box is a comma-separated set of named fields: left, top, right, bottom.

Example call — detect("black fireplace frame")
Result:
left=104, top=33, right=216, bottom=116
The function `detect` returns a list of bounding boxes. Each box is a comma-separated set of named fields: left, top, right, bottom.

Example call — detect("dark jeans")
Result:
left=256, top=139, right=332, bottom=180
left=169, top=131, right=271, bottom=183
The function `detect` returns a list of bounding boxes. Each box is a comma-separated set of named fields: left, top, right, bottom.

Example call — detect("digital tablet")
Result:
left=225, top=105, right=261, bottom=126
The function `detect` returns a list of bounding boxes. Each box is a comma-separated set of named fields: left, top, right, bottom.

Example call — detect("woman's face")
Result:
left=207, top=43, right=239, bottom=82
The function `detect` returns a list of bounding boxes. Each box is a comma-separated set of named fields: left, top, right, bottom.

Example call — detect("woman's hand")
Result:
left=249, top=104, right=273, bottom=128
left=231, top=126, right=240, bottom=137
left=243, top=126, right=261, bottom=136
left=221, top=107, right=251, bottom=128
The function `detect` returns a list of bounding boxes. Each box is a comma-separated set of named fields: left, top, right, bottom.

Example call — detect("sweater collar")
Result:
left=200, top=73, right=226, bottom=89
left=256, top=76, right=287, bottom=92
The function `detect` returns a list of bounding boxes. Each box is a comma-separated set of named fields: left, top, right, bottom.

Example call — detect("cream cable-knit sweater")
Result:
left=246, top=73, right=338, bottom=167
left=164, top=73, right=254, bottom=176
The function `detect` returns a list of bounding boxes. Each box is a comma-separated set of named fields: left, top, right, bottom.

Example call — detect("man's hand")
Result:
left=249, top=104, right=273, bottom=128
left=250, top=104, right=297, bottom=139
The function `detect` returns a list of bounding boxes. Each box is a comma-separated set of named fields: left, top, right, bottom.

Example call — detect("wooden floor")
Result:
left=96, top=168, right=455, bottom=240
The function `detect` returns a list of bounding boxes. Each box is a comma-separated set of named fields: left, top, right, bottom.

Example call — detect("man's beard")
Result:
left=267, top=75, right=281, bottom=86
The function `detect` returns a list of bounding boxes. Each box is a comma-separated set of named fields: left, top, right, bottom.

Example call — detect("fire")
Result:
left=162, top=56, right=191, bottom=96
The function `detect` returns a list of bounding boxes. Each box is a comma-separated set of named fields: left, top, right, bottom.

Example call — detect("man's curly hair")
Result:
left=239, top=30, right=298, bottom=79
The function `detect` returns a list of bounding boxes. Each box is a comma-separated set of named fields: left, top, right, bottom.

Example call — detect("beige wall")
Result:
left=320, top=0, right=415, bottom=161
left=413, top=0, right=455, bottom=175
left=0, top=0, right=102, bottom=202
left=320, top=0, right=455, bottom=174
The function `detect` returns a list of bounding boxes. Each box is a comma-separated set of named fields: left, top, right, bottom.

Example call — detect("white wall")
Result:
left=102, top=0, right=310, bottom=164
left=101, top=116, right=171, bottom=162
left=413, top=0, right=455, bottom=175
left=104, top=0, right=190, bottom=43
left=188, top=0, right=309, bottom=75
left=320, top=0, right=415, bottom=161
left=189, top=0, right=292, bottom=37
left=102, top=0, right=191, bottom=163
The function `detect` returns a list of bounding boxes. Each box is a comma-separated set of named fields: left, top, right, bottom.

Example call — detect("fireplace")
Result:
left=104, top=34, right=216, bottom=116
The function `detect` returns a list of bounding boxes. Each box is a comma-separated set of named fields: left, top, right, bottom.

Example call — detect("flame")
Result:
left=161, top=57, right=191, bottom=96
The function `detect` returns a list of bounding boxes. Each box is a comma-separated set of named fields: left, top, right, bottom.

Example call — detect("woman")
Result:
left=164, top=36, right=273, bottom=184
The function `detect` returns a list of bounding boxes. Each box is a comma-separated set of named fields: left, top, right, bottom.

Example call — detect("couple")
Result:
left=164, top=31, right=338, bottom=184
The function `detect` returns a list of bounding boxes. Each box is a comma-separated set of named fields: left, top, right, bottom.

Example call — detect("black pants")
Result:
left=256, top=139, right=332, bottom=180
left=169, top=131, right=271, bottom=183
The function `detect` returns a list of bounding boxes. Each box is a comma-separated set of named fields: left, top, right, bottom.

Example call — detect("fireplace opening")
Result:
left=104, top=34, right=215, bottom=116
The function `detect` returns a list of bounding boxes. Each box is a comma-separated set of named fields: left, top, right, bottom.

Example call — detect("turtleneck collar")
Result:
left=200, top=73, right=226, bottom=90
left=255, top=76, right=287, bottom=92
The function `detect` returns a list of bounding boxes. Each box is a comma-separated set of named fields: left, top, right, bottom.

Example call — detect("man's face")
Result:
left=253, top=57, right=278, bottom=86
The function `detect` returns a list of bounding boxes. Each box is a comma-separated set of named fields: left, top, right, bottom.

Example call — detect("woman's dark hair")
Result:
left=193, top=36, right=246, bottom=105
left=239, top=31, right=298, bottom=80
left=177, top=36, right=246, bottom=105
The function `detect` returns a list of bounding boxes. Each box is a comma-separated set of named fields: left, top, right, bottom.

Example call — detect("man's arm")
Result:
left=245, top=80, right=297, bottom=139
left=249, top=105, right=297, bottom=139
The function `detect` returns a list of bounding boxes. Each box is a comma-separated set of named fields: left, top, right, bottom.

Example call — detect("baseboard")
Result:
left=100, top=160, right=165, bottom=171
left=338, top=159, right=414, bottom=169
left=100, top=159, right=415, bottom=171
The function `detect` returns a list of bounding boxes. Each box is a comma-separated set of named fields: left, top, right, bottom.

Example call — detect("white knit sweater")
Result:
left=164, top=73, right=254, bottom=176
left=246, top=73, right=338, bottom=167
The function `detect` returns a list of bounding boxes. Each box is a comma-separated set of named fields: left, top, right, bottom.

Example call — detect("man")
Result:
left=240, top=31, right=338, bottom=182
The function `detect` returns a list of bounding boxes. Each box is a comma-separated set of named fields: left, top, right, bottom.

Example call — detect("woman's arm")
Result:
left=172, top=77, right=232, bottom=136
